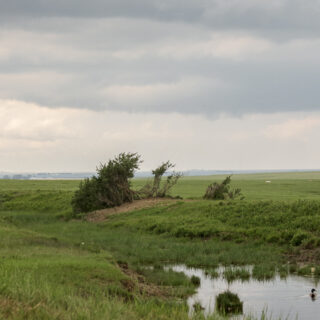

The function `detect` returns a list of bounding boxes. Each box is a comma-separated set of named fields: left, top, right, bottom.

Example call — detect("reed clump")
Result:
left=216, top=290, right=243, bottom=314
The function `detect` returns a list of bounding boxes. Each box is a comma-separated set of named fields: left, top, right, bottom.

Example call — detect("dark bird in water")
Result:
left=310, top=288, right=317, bottom=300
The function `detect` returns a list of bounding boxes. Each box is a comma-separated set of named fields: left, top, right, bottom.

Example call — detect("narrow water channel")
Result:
left=166, top=265, right=320, bottom=319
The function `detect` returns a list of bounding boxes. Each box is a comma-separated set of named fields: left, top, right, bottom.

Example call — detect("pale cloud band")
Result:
left=0, top=99, right=319, bottom=172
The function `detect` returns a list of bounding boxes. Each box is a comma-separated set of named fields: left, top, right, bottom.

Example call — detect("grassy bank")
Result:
left=0, top=211, right=212, bottom=319
left=1, top=172, right=320, bottom=319
left=105, top=200, right=320, bottom=251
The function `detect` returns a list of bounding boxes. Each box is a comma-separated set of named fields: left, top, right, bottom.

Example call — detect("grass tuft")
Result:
left=216, top=290, right=243, bottom=315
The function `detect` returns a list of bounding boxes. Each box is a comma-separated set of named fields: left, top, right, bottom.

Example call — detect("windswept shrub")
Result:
left=203, top=176, right=244, bottom=200
left=72, top=152, right=141, bottom=214
left=139, top=161, right=182, bottom=198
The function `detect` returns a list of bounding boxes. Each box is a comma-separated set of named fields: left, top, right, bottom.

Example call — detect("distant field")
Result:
left=134, top=171, right=320, bottom=201
left=0, top=179, right=79, bottom=191
left=1, top=171, right=320, bottom=201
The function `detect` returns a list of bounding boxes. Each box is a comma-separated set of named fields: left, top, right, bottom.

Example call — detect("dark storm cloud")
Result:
left=1, top=0, right=320, bottom=115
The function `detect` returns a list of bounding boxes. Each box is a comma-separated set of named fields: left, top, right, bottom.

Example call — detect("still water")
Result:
left=167, top=265, right=320, bottom=319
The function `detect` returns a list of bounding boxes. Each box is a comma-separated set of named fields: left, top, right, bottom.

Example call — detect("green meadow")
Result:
left=1, top=172, right=320, bottom=319
left=134, top=171, right=320, bottom=200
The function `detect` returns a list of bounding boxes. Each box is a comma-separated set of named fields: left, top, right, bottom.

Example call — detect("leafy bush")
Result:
left=203, top=176, right=244, bottom=200
left=72, top=153, right=141, bottom=214
left=71, top=177, right=100, bottom=213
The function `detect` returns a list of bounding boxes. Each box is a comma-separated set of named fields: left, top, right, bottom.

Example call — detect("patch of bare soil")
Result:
left=0, top=298, right=19, bottom=319
left=118, top=262, right=169, bottom=298
left=287, top=247, right=320, bottom=265
left=0, top=298, right=43, bottom=319
left=86, top=198, right=183, bottom=222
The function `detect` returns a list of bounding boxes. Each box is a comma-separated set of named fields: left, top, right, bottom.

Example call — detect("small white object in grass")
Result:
left=81, top=242, right=85, bottom=245
left=265, top=181, right=271, bottom=183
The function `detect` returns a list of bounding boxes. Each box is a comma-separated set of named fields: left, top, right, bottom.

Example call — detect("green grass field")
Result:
left=2, top=170, right=319, bottom=200
left=1, top=172, right=320, bottom=319
left=133, top=172, right=320, bottom=200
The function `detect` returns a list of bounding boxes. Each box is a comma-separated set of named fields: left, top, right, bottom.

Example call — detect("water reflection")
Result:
left=165, top=265, right=320, bottom=319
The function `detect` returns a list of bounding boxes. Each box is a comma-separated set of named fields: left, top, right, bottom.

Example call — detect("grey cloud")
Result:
left=1, top=3, right=320, bottom=116
left=1, top=0, right=320, bottom=38
left=2, top=34, right=320, bottom=116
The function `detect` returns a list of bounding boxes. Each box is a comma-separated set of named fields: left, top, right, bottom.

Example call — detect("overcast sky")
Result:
left=1, top=0, right=320, bottom=172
